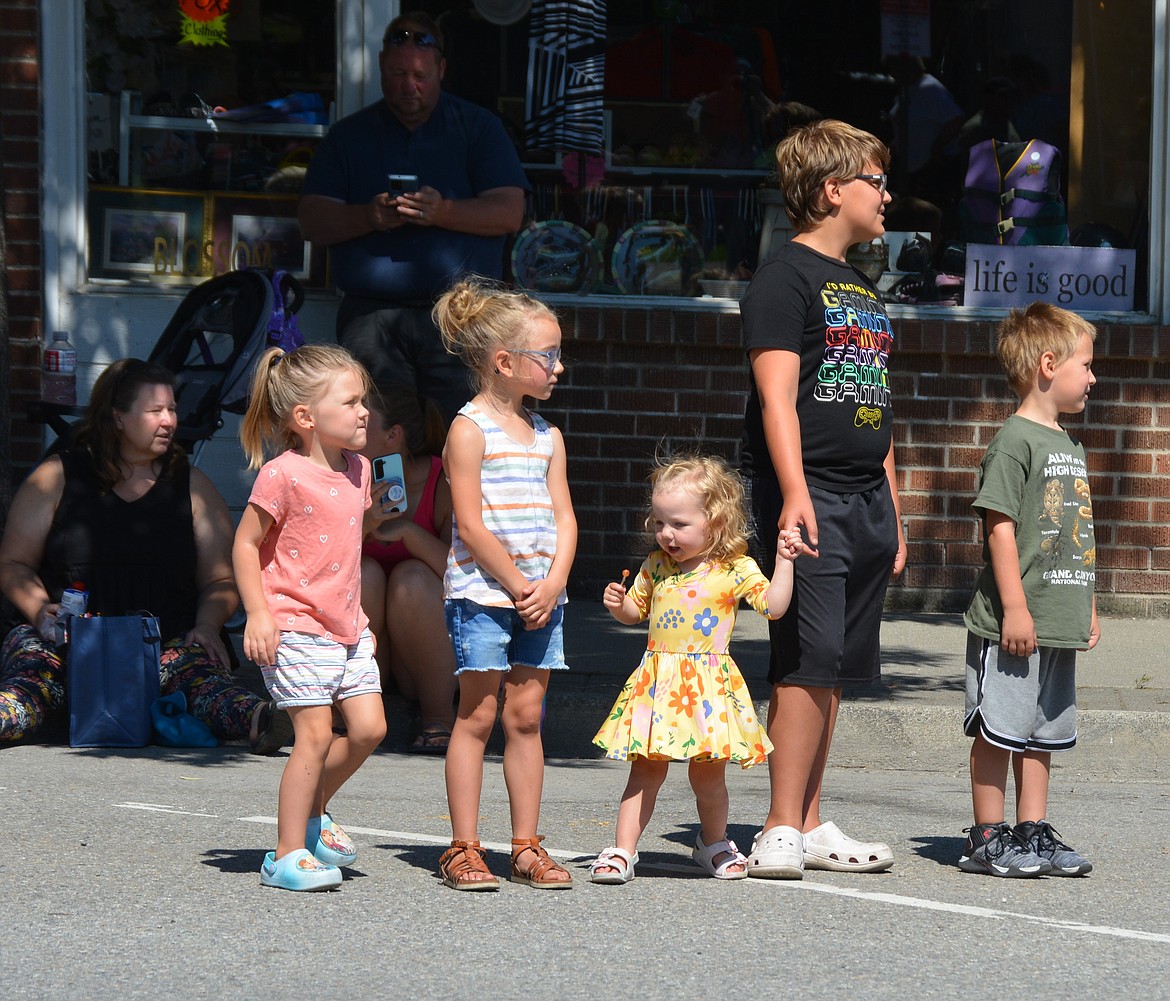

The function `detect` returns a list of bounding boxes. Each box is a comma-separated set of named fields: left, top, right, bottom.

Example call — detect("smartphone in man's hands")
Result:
left=387, top=174, right=420, bottom=194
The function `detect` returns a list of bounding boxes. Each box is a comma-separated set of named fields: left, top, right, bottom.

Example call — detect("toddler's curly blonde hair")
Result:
left=645, top=454, right=750, bottom=565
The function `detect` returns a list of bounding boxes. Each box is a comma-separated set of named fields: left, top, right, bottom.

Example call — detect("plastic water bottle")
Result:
left=52, top=582, right=89, bottom=646
left=43, top=331, right=78, bottom=406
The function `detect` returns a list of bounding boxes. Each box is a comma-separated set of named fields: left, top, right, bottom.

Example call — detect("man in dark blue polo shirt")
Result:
left=299, top=11, right=529, bottom=422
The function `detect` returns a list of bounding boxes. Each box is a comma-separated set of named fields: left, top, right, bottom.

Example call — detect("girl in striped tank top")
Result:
left=434, top=279, right=577, bottom=892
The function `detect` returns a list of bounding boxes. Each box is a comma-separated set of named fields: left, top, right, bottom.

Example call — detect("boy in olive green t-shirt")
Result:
left=959, top=302, right=1100, bottom=879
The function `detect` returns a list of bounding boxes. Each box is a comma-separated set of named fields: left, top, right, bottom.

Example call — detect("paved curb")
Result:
left=236, top=609, right=1170, bottom=781
left=534, top=693, right=1170, bottom=781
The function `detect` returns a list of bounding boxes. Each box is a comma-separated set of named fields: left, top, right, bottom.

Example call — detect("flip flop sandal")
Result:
left=408, top=724, right=452, bottom=755
left=803, top=821, right=894, bottom=872
left=438, top=839, right=500, bottom=891
left=589, top=846, right=639, bottom=884
left=693, top=832, right=749, bottom=879
left=250, top=700, right=294, bottom=755
left=510, top=835, right=573, bottom=889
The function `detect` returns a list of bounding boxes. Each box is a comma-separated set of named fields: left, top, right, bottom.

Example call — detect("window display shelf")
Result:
left=521, top=162, right=771, bottom=179
left=607, top=166, right=770, bottom=178
left=117, top=91, right=327, bottom=187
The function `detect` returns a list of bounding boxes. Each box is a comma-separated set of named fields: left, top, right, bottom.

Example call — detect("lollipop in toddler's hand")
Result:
left=603, top=568, right=630, bottom=611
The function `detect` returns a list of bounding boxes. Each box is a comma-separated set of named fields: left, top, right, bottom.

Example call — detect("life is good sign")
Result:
left=964, top=245, right=1136, bottom=311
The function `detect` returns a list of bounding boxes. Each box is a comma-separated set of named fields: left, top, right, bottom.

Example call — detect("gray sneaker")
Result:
left=1014, top=820, right=1093, bottom=876
left=957, top=822, right=1053, bottom=877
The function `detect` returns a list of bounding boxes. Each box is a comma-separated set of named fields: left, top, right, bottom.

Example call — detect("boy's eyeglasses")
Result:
left=853, top=173, right=888, bottom=194
left=510, top=348, right=562, bottom=371
left=383, top=29, right=443, bottom=54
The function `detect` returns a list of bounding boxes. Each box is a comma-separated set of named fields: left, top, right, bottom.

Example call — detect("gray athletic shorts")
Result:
left=963, top=632, right=1078, bottom=752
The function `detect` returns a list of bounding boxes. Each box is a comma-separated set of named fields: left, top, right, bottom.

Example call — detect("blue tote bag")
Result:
left=67, top=614, right=162, bottom=748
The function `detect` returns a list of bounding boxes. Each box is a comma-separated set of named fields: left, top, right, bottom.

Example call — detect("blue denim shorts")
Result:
left=445, top=600, right=567, bottom=675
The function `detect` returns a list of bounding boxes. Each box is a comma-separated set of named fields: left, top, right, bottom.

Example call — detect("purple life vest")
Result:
left=959, top=139, right=1068, bottom=246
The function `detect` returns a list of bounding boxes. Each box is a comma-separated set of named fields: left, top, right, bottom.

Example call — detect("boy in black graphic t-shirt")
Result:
left=742, top=120, right=906, bottom=880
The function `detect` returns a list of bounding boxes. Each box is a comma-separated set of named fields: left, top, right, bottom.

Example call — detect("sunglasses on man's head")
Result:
left=384, top=29, right=443, bottom=54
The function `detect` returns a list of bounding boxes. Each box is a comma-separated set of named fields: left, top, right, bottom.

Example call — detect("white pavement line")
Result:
left=773, top=880, right=1170, bottom=945
left=238, top=816, right=592, bottom=861
left=116, top=802, right=218, bottom=817
left=240, top=814, right=1170, bottom=943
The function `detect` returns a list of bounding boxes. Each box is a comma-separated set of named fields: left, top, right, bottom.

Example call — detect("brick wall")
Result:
left=543, top=303, right=1170, bottom=617
left=0, top=0, right=43, bottom=470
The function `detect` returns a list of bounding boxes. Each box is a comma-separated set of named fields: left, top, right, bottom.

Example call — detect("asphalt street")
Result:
left=4, top=742, right=1170, bottom=1000
left=4, top=610, right=1169, bottom=998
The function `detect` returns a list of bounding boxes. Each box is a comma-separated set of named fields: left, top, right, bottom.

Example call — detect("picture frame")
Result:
left=87, top=186, right=209, bottom=281
left=210, top=193, right=327, bottom=287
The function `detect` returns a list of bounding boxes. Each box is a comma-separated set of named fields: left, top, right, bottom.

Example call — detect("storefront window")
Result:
left=82, top=0, right=1152, bottom=313
left=419, top=0, right=1152, bottom=311
left=84, top=0, right=335, bottom=286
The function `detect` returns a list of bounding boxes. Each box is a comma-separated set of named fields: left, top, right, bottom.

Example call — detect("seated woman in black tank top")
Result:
left=0, top=358, right=290, bottom=752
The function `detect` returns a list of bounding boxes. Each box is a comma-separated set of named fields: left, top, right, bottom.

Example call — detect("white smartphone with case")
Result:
left=372, top=453, right=408, bottom=514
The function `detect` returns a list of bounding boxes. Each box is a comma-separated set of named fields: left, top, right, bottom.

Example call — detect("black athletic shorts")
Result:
left=753, top=477, right=897, bottom=688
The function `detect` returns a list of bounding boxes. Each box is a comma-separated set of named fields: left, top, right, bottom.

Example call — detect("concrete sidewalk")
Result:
left=540, top=605, right=1170, bottom=778
left=236, top=605, right=1170, bottom=778
left=562, top=604, right=1170, bottom=711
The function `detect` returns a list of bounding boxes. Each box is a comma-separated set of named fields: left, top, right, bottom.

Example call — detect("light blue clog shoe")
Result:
left=260, top=848, right=342, bottom=891
left=306, top=812, right=357, bottom=867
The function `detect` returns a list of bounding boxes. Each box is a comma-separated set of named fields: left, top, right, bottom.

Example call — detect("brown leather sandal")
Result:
left=510, top=835, right=573, bottom=889
left=438, top=840, right=500, bottom=891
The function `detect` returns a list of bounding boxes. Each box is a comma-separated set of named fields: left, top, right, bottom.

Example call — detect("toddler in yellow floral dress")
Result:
left=590, top=455, right=801, bottom=883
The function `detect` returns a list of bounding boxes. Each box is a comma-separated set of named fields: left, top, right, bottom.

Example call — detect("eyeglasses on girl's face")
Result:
left=383, top=29, right=443, bottom=54
left=510, top=347, right=562, bottom=372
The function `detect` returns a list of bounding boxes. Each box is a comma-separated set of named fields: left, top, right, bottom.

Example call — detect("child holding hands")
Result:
left=435, top=279, right=577, bottom=891
left=591, top=455, right=802, bottom=883
left=233, top=345, right=387, bottom=892
left=742, top=119, right=904, bottom=879
left=960, top=303, right=1099, bottom=878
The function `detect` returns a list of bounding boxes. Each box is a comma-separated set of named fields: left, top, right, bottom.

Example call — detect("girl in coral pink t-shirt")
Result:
left=233, top=344, right=386, bottom=893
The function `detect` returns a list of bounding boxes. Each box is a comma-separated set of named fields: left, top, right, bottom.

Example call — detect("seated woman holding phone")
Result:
left=360, top=383, right=456, bottom=753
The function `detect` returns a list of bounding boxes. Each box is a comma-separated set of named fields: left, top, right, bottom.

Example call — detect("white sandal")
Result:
left=692, top=833, right=749, bottom=880
left=589, top=846, right=639, bottom=884
left=803, top=821, right=894, bottom=873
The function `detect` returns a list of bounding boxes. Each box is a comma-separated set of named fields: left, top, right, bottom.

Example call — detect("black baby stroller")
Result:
left=27, top=269, right=305, bottom=462
left=146, top=268, right=305, bottom=461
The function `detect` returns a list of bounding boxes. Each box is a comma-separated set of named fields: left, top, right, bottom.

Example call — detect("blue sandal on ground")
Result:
left=260, top=849, right=342, bottom=891
left=307, top=812, right=357, bottom=866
